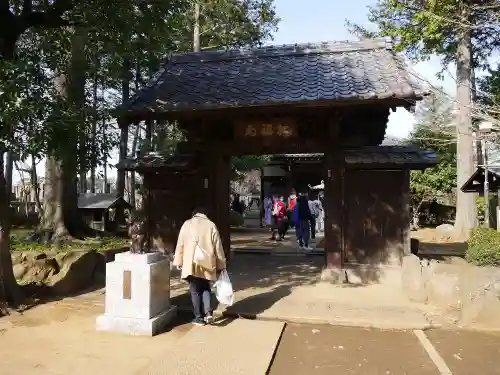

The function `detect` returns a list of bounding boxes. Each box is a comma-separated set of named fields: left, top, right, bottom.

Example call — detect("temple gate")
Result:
left=116, top=39, right=437, bottom=278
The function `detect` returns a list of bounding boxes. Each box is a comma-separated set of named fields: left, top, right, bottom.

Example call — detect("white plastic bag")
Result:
left=214, top=270, right=234, bottom=306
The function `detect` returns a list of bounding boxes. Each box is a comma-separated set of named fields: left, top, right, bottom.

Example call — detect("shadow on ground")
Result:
left=171, top=254, right=322, bottom=317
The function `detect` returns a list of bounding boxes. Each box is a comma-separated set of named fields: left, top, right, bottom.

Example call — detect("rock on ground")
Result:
left=48, top=250, right=100, bottom=295
left=12, top=250, right=101, bottom=296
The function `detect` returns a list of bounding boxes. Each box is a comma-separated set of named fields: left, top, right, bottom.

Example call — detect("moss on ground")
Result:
left=9, top=229, right=129, bottom=253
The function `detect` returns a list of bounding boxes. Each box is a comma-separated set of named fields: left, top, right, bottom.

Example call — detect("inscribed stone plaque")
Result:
left=123, top=270, right=132, bottom=300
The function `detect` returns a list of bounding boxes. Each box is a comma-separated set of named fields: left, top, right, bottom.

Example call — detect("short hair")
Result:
left=192, top=206, right=208, bottom=216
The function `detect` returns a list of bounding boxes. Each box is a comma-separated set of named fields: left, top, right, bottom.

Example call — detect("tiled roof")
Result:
left=271, top=146, right=438, bottom=170
left=123, top=39, right=426, bottom=115
left=78, top=193, right=132, bottom=210
left=461, top=167, right=500, bottom=193
left=116, top=152, right=200, bottom=172
left=343, top=146, right=437, bottom=168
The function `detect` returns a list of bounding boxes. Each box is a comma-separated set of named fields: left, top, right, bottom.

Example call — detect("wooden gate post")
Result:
left=324, top=151, right=344, bottom=269
left=322, top=119, right=346, bottom=282
left=204, top=149, right=231, bottom=261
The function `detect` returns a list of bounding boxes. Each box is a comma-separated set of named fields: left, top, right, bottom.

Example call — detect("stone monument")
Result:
left=96, top=211, right=177, bottom=336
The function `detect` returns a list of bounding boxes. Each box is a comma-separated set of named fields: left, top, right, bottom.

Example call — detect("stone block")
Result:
left=96, top=251, right=177, bottom=336
left=346, top=264, right=403, bottom=286
left=401, top=255, right=427, bottom=303
left=320, top=267, right=347, bottom=284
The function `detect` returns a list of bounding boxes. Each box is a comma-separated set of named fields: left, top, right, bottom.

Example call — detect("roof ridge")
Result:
left=167, top=38, right=389, bottom=64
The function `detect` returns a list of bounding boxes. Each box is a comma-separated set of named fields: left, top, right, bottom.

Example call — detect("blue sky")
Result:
left=271, top=0, right=456, bottom=138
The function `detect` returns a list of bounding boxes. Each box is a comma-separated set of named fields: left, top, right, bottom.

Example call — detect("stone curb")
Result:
left=177, top=305, right=440, bottom=331
left=232, top=248, right=324, bottom=256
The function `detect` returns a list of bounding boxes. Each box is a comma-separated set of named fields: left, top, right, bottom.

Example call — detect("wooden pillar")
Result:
left=259, top=167, right=264, bottom=227
left=216, top=155, right=231, bottom=260
left=324, top=120, right=344, bottom=269
left=204, top=150, right=231, bottom=261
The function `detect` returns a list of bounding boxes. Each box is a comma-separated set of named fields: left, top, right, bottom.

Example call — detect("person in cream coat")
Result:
left=173, top=207, right=227, bottom=326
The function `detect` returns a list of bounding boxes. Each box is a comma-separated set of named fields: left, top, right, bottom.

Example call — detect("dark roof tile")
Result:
left=124, top=39, right=426, bottom=115
left=271, top=146, right=437, bottom=170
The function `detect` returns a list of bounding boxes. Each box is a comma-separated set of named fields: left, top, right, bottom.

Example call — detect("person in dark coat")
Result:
left=294, top=193, right=312, bottom=251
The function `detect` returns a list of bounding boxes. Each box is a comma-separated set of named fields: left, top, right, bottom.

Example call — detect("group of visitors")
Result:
left=263, top=191, right=324, bottom=251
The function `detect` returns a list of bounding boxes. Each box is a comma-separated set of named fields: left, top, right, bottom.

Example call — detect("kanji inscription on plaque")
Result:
left=123, top=270, right=132, bottom=300
left=237, top=118, right=296, bottom=138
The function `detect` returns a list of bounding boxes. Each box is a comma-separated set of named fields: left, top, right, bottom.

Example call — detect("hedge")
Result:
left=466, top=228, right=500, bottom=267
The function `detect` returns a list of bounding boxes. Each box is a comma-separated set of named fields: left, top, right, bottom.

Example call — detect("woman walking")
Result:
left=263, top=195, right=273, bottom=227
left=173, top=207, right=227, bottom=326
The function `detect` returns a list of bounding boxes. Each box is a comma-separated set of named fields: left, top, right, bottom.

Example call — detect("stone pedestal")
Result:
left=96, top=251, right=177, bottom=336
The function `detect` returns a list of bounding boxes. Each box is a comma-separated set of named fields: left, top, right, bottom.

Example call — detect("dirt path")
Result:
left=0, top=293, right=192, bottom=375
left=269, top=324, right=500, bottom=375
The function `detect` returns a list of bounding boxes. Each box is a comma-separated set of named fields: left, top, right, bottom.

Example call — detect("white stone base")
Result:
left=96, top=251, right=177, bottom=336
left=96, top=305, right=178, bottom=336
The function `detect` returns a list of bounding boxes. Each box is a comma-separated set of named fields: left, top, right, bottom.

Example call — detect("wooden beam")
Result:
left=119, top=97, right=415, bottom=124
left=177, top=138, right=327, bottom=156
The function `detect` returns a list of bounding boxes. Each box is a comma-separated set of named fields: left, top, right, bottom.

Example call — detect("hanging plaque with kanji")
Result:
left=235, top=118, right=297, bottom=139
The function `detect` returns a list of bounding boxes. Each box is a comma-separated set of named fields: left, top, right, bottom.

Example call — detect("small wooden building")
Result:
left=78, top=193, right=132, bottom=232
left=460, top=167, right=500, bottom=193
left=117, top=39, right=438, bottom=276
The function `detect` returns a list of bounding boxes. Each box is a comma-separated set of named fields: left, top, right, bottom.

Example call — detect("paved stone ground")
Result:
left=171, top=254, right=439, bottom=329
left=231, top=227, right=324, bottom=254
left=270, top=324, right=500, bottom=375
left=140, top=319, right=284, bottom=375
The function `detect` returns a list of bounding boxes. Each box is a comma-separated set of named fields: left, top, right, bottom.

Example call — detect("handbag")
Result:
left=190, top=221, right=215, bottom=270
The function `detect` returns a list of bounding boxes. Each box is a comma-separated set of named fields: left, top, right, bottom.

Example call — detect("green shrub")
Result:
left=475, top=195, right=498, bottom=226
left=466, top=227, right=500, bottom=267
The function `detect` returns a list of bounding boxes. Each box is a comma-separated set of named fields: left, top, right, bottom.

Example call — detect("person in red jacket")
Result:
left=271, top=196, right=287, bottom=241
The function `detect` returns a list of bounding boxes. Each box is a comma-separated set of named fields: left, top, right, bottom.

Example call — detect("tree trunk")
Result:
left=0, top=152, right=24, bottom=311
left=4, top=152, right=13, bottom=201
left=454, top=26, right=478, bottom=239
left=129, top=124, right=141, bottom=210
left=115, top=58, right=131, bottom=225
left=471, top=68, right=483, bottom=166
left=90, top=59, right=99, bottom=194
left=103, top=118, right=108, bottom=193
left=31, top=155, right=43, bottom=216
left=39, top=27, right=89, bottom=243
left=193, top=2, right=201, bottom=52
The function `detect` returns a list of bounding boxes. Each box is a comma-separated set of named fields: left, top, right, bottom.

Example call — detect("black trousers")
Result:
left=187, top=276, right=211, bottom=320
left=309, top=217, right=316, bottom=239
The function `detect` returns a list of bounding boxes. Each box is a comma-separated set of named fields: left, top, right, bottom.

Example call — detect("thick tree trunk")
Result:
left=41, top=157, right=71, bottom=242
left=454, top=27, right=478, bottom=239
left=39, top=27, right=90, bottom=243
left=0, top=152, right=24, bottom=311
